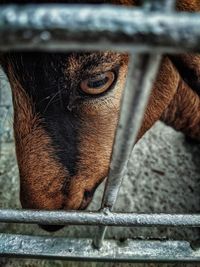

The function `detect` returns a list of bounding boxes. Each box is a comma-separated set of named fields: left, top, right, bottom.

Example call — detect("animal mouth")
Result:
left=39, top=189, right=95, bottom=232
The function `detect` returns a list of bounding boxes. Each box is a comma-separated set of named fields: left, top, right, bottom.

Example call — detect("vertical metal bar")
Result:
left=93, top=0, right=176, bottom=249
left=101, top=54, right=162, bottom=209
left=142, top=0, right=175, bottom=12
left=93, top=53, right=162, bottom=248
left=0, top=74, right=2, bottom=156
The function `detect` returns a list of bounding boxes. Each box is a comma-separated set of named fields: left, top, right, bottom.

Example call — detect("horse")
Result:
left=0, top=0, right=200, bottom=231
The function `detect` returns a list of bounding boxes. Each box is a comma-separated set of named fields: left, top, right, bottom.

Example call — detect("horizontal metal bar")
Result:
left=0, top=234, right=199, bottom=262
left=0, top=209, right=199, bottom=227
left=1, top=5, right=200, bottom=52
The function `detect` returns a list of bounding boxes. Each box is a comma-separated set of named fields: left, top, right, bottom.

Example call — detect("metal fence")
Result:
left=0, top=0, right=200, bottom=262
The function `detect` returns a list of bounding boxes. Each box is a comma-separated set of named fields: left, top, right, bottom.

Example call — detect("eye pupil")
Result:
left=87, top=77, right=109, bottom=89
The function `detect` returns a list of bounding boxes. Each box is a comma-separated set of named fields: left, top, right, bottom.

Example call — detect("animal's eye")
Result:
left=80, top=71, right=115, bottom=95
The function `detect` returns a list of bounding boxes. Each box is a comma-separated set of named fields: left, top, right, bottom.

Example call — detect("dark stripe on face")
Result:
left=43, top=113, right=80, bottom=177
left=4, top=52, right=80, bottom=177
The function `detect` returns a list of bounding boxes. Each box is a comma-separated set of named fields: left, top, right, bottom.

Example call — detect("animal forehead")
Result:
left=5, top=51, right=127, bottom=97
left=7, top=51, right=126, bottom=77
left=65, top=51, right=126, bottom=75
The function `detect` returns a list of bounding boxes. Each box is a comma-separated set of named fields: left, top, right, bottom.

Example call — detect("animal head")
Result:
left=3, top=51, right=129, bottom=211
left=0, top=0, right=199, bottom=219
left=2, top=52, right=178, bottom=213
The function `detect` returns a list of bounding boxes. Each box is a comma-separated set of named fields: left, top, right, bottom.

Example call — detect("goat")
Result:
left=0, top=0, right=200, bottom=231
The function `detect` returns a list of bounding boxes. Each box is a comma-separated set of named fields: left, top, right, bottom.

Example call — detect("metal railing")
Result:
left=0, top=0, right=200, bottom=262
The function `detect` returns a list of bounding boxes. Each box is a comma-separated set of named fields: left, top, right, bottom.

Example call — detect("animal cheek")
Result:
left=68, top=150, right=112, bottom=210
left=19, top=172, right=66, bottom=210
left=68, top=120, right=117, bottom=210
left=15, top=124, right=70, bottom=211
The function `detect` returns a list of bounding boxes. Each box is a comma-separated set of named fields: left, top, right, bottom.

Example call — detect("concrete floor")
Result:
left=0, top=70, right=200, bottom=266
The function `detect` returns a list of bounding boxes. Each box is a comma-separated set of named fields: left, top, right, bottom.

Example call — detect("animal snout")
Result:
left=38, top=189, right=96, bottom=232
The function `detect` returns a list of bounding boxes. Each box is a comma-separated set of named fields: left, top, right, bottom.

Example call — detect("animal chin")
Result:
left=39, top=224, right=65, bottom=232
left=39, top=191, right=94, bottom=232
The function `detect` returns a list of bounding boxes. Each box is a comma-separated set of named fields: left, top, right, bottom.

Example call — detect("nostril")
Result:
left=84, top=189, right=94, bottom=200
left=78, top=189, right=95, bottom=210
left=39, top=224, right=64, bottom=232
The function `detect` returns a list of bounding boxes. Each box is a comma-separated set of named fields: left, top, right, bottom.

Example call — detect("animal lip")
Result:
left=39, top=187, right=99, bottom=232
left=39, top=203, right=91, bottom=232
left=39, top=194, right=93, bottom=232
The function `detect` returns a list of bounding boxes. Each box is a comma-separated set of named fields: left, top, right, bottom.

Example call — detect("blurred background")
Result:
left=0, top=68, right=200, bottom=267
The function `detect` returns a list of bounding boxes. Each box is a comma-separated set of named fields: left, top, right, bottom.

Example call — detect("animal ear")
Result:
left=170, top=54, right=200, bottom=97
left=169, top=1, right=200, bottom=97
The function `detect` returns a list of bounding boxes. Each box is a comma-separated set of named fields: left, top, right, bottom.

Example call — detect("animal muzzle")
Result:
left=20, top=182, right=98, bottom=232
left=39, top=193, right=94, bottom=232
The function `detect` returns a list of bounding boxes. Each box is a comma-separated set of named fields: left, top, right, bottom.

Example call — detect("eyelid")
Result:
left=83, top=64, right=120, bottom=81
left=89, top=73, right=107, bottom=81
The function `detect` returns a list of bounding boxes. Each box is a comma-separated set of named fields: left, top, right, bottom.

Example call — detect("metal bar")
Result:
left=92, top=0, right=177, bottom=249
left=93, top=0, right=176, bottom=250
left=1, top=5, right=200, bottom=52
left=0, top=76, right=2, bottom=155
left=93, top=54, right=162, bottom=248
left=100, top=54, right=162, bottom=210
left=0, top=234, right=199, bottom=262
left=0, top=210, right=199, bottom=227
left=142, top=0, right=175, bottom=11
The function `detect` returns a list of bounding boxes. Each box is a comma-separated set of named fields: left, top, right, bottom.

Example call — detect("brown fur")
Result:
left=161, top=75, right=200, bottom=140
left=138, top=57, right=180, bottom=140
left=7, top=64, right=70, bottom=210
left=176, top=0, right=200, bottom=11
left=57, top=52, right=128, bottom=210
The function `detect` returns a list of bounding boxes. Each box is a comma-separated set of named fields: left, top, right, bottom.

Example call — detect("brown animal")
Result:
left=0, top=0, right=200, bottom=230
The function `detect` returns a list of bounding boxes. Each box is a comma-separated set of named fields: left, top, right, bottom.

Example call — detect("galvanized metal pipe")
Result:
left=0, top=234, right=199, bottom=262
left=100, top=54, right=162, bottom=210
left=142, top=0, right=175, bottom=11
left=1, top=5, right=200, bottom=52
left=100, top=0, right=176, bottom=216
left=0, top=77, right=2, bottom=155
left=92, top=0, right=177, bottom=250
left=0, top=209, right=199, bottom=226
left=92, top=53, right=162, bottom=248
